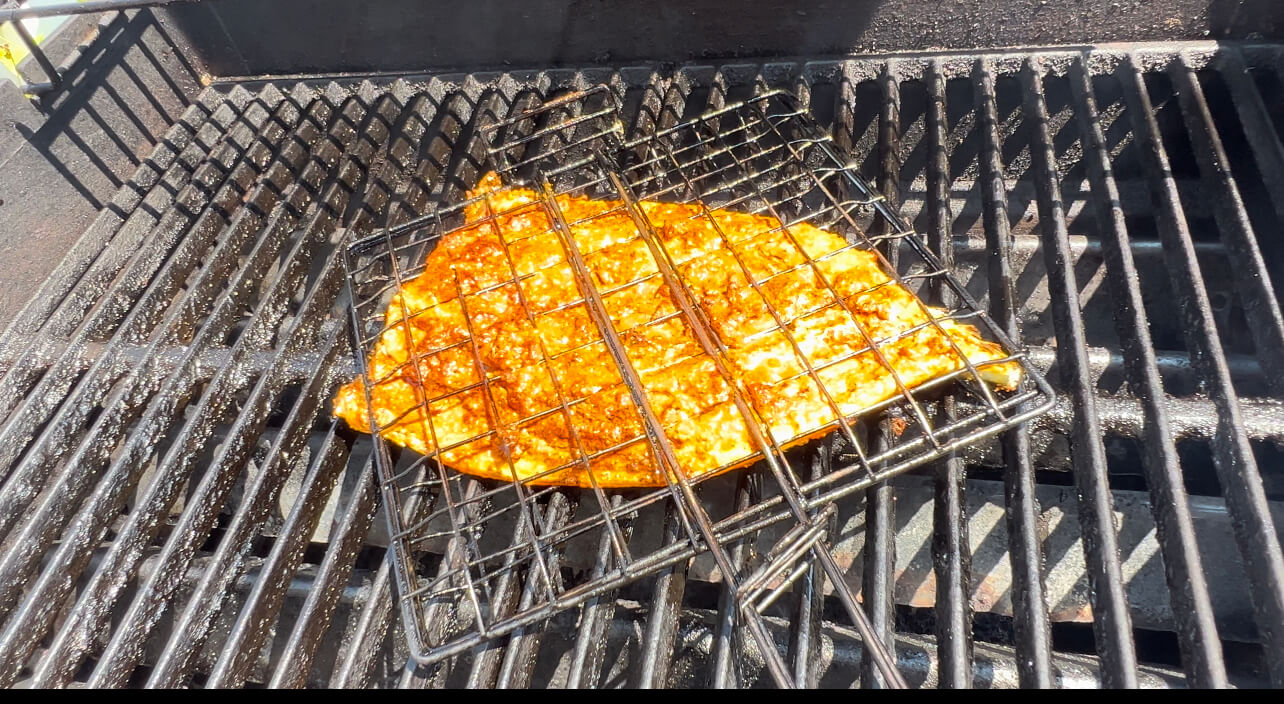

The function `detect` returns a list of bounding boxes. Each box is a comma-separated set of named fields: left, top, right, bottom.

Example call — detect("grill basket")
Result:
left=341, top=85, right=1055, bottom=682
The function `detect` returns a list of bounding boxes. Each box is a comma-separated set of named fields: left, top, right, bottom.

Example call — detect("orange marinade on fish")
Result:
left=333, top=173, right=1021, bottom=488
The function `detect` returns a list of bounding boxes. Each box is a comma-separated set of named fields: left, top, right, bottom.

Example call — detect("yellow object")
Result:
left=0, top=19, right=43, bottom=79
left=1, top=0, right=95, bottom=85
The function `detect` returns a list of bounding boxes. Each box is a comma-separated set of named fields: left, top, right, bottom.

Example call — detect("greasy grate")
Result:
left=3, top=39, right=1282, bottom=689
left=342, top=86, right=1054, bottom=673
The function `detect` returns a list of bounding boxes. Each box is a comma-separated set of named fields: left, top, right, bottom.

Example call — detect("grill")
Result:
left=1, top=0, right=1283, bottom=690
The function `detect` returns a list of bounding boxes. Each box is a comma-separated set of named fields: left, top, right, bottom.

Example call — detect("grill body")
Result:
left=0, top=2, right=1282, bottom=689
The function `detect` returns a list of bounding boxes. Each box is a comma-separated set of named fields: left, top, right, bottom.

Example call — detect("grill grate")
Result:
left=0, top=44, right=1280, bottom=688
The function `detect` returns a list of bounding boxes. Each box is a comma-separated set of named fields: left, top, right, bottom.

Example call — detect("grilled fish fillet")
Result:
left=333, top=172, right=1021, bottom=488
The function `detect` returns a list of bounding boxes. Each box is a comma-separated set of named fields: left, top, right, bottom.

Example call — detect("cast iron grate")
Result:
left=0, top=35, right=1280, bottom=688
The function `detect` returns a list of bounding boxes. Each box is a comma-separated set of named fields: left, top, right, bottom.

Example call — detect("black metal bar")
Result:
left=710, top=473, right=754, bottom=689
left=1068, top=56, right=1226, bottom=688
left=859, top=64, right=901, bottom=690
left=924, top=58, right=973, bottom=690
left=831, top=61, right=857, bottom=155
left=1218, top=49, right=1284, bottom=312
left=495, top=494, right=573, bottom=689
left=564, top=495, right=632, bottom=689
left=633, top=511, right=687, bottom=689
left=456, top=474, right=560, bottom=684
left=398, top=480, right=493, bottom=690
left=0, top=91, right=304, bottom=681
left=988, top=386, right=1284, bottom=444
left=133, top=93, right=400, bottom=689
left=1120, top=53, right=1284, bottom=686
left=778, top=64, right=824, bottom=696
left=860, top=429, right=897, bottom=689
left=929, top=408, right=973, bottom=687
left=827, top=66, right=915, bottom=688
left=79, top=194, right=347, bottom=689
left=0, top=92, right=222, bottom=354
left=331, top=558, right=398, bottom=688
left=786, top=543, right=824, bottom=688
left=267, top=457, right=381, bottom=689
left=206, top=88, right=444, bottom=687
left=202, top=425, right=351, bottom=688
left=1168, top=57, right=1284, bottom=397
left=876, top=63, right=902, bottom=224
left=0, top=87, right=259, bottom=438
left=398, top=482, right=489, bottom=690
left=319, top=93, right=471, bottom=691
left=462, top=550, right=527, bottom=686
left=708, top=472, right=754, bottom=688
left=973, top=58, right=1054, bottom=688
left=0, top=93, right=279, bottom=473
left=71, top=91, right=380, bottom=688
left=1021, top=60, right=1139, bottom=687
left=38, top=242, right=347, bottom=689
left=397, top=655, right=440, bottom=690
left=811, top=545, right=908, bottom=689
left=786, top=450, right=828, bottom=689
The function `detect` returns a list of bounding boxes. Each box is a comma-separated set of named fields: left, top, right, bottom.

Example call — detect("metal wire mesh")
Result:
left=341, top=85, right=1054, bottom=675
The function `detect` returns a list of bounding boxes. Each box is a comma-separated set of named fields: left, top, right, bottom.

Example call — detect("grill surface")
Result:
left=1, top=42, right=1283, bottom=688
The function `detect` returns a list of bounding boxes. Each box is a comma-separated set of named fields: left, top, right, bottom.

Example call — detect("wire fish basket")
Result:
left=341, top=85, right=1054, bottom=684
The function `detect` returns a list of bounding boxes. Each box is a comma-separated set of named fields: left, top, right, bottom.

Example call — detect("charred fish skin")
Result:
left=334, top=174, right=1021, bottom=488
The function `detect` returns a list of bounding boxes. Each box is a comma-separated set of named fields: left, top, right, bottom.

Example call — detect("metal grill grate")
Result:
left=0, top=44, right=1280, bottom=689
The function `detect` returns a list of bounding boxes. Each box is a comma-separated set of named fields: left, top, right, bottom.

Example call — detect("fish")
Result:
left=333, top=172, right=1021, bottom=488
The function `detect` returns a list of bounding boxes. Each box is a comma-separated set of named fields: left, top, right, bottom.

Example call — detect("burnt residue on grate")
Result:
left=0, top=44, right=1281, bottom=688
